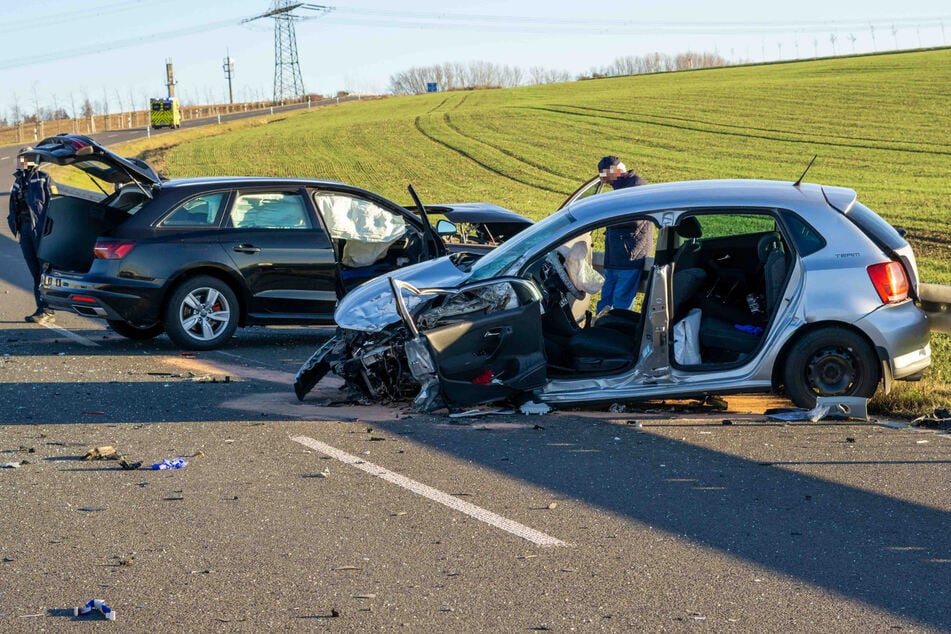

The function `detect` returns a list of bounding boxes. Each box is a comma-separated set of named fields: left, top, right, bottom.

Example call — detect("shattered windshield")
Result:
left=469, top=211, right=575, bottom=281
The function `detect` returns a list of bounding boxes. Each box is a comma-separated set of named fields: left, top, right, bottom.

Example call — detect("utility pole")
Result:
left=223, top=53, right=235, bottom=104
left=165, top=59, right=177, bottom=98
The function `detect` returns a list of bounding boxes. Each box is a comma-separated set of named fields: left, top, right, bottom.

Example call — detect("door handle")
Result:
left=233, top=244, right=261, bottom=254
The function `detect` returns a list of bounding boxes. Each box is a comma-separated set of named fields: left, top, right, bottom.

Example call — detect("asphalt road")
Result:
left=0, top=113, right=949, bottom=632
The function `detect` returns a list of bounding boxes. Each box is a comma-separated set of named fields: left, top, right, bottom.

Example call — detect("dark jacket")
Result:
left=604, top=170, right=654, bottom=269
left=8, top=168, right=52, bottom=238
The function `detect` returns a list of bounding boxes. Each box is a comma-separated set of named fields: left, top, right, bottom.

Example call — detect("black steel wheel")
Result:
left=783, top=327, right=880, bottom=408
left=164, top=276, right=239, bottom=350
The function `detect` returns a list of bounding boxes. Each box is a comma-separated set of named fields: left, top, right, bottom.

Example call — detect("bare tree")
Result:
left=10, top=92, right=22, bottom=125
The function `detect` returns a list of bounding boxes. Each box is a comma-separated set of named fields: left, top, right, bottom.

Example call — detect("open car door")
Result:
left=393, top=278, right=548, bottom=409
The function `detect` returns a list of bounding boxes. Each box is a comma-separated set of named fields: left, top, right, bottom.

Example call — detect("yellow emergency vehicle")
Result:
left=150, top=97, right=181, bottom=129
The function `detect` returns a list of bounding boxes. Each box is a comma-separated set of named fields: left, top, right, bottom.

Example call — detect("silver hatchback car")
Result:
left=296, top=179, right=938, bottom=411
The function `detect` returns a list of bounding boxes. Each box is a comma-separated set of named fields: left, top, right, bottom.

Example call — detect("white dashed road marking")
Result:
left=291, top=435, right=568, bottom=547
left=39, top=322, right=100, bottom=347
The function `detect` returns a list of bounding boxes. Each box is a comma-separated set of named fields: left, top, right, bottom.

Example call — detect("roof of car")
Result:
left=565, top=179, right=856, bottom=220
left=159, top=176, right=348, bottom=188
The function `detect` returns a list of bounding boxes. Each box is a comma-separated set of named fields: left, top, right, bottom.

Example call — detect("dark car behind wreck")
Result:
left=25, top=134, right=532, bottom=350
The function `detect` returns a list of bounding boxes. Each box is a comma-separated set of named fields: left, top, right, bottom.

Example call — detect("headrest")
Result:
left=757, top=232, right=784, bottom=262
left=675, top=217, right=702, bottom=239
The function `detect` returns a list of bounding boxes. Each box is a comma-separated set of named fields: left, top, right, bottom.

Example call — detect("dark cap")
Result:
left=597, top=155, right=621, bottom=172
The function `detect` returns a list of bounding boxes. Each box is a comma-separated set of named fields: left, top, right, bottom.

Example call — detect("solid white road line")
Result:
left=39, top=322, right=100, bottom=347
left=291, top=435, right=568, bottom=547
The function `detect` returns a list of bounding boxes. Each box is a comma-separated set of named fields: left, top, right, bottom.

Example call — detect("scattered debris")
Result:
left=608, top=403, right=626, bottom=413
left=78, top=507, right=104, bottom=512
left=846, top=437, right=856, bottom=443
left=74, top=599, right=115, bottom=621
left=765, top=405, right=830, bottom=422
left=151, top=458, right=187, bottom=470
left=721, top=419, right=733, bottom=426
left=1, top=462, right=22, bottom=469
left=118, top=459, right=142, bottom=471
left=191, top=451, right=206, bottom=458
left=703, top=395, right=728, bottom=411
left=910, top=409, right=951, bottom=430
left=80, top=411, right=106, bottom=416
left=448, top=407, right=513, bottom=418
left=518, top=401, right=552, bottom=415
left=817, top=396, right=869, bottom=421
left=547, top=502, right=558, bottom=510
left=83, top=446, right=117, bottom=461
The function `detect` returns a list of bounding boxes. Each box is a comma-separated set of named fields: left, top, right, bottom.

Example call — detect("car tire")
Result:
left=782, top=327, right=880, bottom=408
left=164, top=276, right=239, bottom=350
left=107, top=320, right=164, bottom=341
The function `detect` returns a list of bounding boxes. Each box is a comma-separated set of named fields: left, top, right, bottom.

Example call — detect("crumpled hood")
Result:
left=335, top=255, right=471, bottom=332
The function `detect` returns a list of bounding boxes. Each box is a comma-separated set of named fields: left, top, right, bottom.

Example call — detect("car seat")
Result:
left=698, top=232, right=788, bottom=356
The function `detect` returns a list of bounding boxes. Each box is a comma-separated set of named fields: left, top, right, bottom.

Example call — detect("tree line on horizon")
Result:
left=388, top=51, right=729, bottom=94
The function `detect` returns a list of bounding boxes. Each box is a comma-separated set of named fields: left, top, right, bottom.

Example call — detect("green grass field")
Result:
left=116, top=49, right=951, bottom=415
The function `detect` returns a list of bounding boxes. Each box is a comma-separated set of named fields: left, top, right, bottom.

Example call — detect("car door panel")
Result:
left=220, top=190, right=338, bottom=321
left=424, top=301, right=547, bottom=407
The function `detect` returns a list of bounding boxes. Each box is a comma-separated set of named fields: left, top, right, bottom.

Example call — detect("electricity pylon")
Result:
left=243, top=2, right=333, bottom=103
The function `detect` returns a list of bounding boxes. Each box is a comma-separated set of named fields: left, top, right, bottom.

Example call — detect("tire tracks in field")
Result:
left=566, top=104, right=951, bottom=152
left=442, top=113, right=577, bottom=183
left=533, top=105, right=951, bottom=156
left=413, top=115, right=568, bottom=195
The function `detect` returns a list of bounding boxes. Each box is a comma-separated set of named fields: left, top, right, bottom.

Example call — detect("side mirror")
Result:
left=435, top=219, right=457, bottom=236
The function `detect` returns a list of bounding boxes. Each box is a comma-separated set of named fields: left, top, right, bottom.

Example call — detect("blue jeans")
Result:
left=597, top=267, right=642, bottom=313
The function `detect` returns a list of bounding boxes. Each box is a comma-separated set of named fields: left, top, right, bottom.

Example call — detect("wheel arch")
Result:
left=771, top=320, right=885, bottom=392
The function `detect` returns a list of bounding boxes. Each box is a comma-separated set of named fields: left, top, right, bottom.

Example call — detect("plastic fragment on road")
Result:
left=83, top=446, right=117, bottom=460
left=1, top=461, right=21, bottom=469
left=74, top=599, right=115, bottom=621
left=518, top=400, right=552, bottom=415
left=766, top=405, right=830, bottom=422
left=817, top=396, right=868, bottom=421
left=448, top=407, right=513, bottom=418
left=151, top=458, right=188, bottom=470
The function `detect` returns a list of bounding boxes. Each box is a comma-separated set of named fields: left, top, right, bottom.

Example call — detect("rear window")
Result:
left=844, top=202, right=908, bottom=251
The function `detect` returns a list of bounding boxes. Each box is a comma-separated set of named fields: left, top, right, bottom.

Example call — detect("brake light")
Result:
left=93, top=239, right=136, bottom=260
left=867, top=261, right=908, bottom=303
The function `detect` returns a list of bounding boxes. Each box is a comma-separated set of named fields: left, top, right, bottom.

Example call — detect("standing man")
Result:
left=596, top=155, right=653, bottom=313
left=8, top=149, right=55, bottom=324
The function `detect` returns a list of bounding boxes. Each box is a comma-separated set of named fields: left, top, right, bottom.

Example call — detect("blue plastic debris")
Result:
left=734, top=324, right=764, bottom=335
left=151, top=458, right=187, bottom=470
left=74, top=598, right=115, bottom=621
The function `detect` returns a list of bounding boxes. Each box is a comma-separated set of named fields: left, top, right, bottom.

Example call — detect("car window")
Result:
left=782, top=212, right=825, bottom=256
left=160, top=193, right=227, bottom=227
left=694, top=213, right=776, bottom=239
left=229, top=192, right=312, bottom=229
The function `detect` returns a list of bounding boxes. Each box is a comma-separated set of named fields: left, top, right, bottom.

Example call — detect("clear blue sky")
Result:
left=1, top=0, right=948, bottom=120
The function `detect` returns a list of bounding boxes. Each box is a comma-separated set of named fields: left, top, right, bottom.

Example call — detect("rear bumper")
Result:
left=40, top=271, right=165, bottom=325
left=854, top=300, right=932, bottom=380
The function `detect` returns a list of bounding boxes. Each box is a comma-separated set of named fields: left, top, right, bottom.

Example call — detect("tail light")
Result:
left=93, top=239, right=136, bottom=260
left=867, top=261, right=909, bottom=304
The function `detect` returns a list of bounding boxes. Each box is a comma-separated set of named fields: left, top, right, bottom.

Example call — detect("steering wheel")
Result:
left=543, top=252, right=585, bottom=301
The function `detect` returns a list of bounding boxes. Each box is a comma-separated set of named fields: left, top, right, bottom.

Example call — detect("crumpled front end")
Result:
left=294, top=280, right=524, bottom=412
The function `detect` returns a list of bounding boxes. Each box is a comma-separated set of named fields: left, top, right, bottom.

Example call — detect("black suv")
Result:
left=29, top=135, right=530, bottom=350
